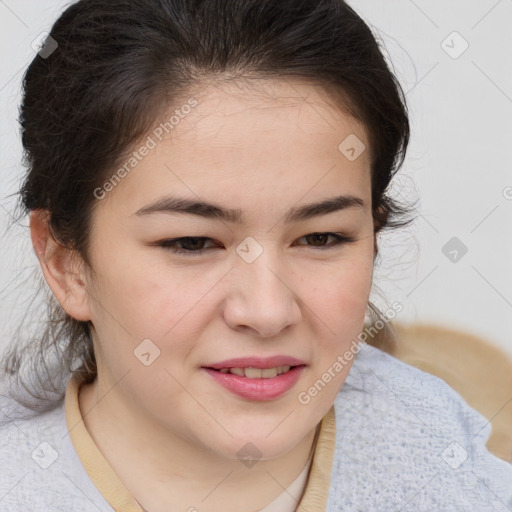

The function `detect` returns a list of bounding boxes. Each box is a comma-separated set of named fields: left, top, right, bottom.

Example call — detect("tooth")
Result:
left=223, top=366, right=293, bottom=378
left=261, top=367, right=278, bottom=378
left=244, top=368, right=263, bottom=379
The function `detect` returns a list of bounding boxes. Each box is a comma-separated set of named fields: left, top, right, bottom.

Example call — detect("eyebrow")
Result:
left=133, top=194, right=365, bottom=223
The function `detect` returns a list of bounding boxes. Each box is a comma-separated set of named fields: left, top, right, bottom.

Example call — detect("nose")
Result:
left=222, top=249, right=302, bottom=338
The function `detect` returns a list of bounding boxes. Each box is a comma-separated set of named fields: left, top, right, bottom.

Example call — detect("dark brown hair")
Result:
left=3, top=0, right=415, bottom=412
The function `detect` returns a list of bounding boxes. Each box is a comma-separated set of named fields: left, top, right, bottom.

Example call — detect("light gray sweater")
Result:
left=1, top=343, right=512, bottom=511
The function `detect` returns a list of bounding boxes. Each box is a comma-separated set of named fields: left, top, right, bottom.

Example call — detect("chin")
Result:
left=222, top=430, right=303, bottom=461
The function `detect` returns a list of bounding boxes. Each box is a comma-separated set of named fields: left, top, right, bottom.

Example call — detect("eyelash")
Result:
left=155, top=232, right=355, bottom=256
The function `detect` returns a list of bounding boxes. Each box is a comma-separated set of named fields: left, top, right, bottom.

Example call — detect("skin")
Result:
left=30, top=77, right=376, bottom=512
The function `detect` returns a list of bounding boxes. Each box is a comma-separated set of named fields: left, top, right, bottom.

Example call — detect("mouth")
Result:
left=201, top=364, right=306, bottom=401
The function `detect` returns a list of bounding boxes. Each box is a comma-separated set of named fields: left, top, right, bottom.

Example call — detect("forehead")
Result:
left=174, top=76, right=368, bottom=146
left=94, top=77, right=372, bottom=220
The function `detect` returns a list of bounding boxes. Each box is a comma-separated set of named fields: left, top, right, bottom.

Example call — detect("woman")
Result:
left=1, top=0, right=511, bottom=510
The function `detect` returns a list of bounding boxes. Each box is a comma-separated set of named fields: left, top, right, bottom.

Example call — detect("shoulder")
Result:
left=327, top=343, right=512, bottom=511
left=0, top=381, right=113, bottom=511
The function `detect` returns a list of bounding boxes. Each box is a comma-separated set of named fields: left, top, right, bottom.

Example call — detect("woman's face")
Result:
left=84, top=78, right=375, bottom=460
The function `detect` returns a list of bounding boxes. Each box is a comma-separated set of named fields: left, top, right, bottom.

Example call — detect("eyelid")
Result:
left=153, top=232, right=355, bottom=256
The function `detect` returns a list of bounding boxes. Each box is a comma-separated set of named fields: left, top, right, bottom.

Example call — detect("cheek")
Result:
left=297, top=258, right=373, bottom=393
left=305, top=257, right=373, bottom=328
left=89, top=251, right=211, bottom=335
left=295, top=263, right=372, bottom=406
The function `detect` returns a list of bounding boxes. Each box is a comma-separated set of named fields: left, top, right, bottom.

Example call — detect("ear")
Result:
left=29, top=209, right=91, bottom=321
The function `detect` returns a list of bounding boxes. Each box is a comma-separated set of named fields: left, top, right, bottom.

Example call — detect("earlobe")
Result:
left=29, top=209, right=91, bottom=321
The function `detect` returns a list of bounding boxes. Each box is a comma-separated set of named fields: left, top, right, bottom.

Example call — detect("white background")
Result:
left=0, top=0, right=511, bottom=357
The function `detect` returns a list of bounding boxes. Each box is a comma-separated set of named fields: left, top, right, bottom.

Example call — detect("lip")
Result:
left=203, top=355, right=306, bottom=370
left=202, top=365, right=306, bottom=401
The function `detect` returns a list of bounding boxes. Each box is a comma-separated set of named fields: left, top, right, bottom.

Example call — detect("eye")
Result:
left=155, top=236, right=218, bottom=256
left=293, top=232, right=355, bottom=249
left=154, top=232, right=355, bottom=257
